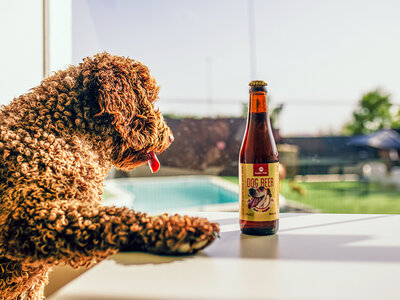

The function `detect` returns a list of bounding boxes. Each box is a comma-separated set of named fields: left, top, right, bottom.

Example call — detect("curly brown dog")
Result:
left=0, top=52, right=219, bottom=299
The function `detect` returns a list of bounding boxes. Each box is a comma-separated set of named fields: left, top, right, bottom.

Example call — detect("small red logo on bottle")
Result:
left=253, top=164, right=269, bottom=176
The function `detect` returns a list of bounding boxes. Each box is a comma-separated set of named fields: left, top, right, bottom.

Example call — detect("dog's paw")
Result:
left=142, top=214, right=220, bottom=255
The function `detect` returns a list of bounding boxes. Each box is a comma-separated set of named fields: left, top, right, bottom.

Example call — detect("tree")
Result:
left=392, top=109, right=400, bottom=130
left=343, top=89, right=396, bottom=135
left=270, top=103, right=284, bottom=129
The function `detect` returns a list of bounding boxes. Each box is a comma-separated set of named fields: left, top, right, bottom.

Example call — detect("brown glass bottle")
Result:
left=239, top=80, right=279, bottom=235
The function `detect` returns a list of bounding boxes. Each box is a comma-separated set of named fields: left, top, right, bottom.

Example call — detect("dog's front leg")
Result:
left=3, top=201, right=219, bottom=268
left=120, top=212, right=220, bottom=255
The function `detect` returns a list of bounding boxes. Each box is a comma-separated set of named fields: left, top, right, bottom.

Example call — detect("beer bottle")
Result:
left=239, top=80, right=279, bottom=235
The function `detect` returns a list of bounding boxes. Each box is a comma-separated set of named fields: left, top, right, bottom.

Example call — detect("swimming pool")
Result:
left=103, top=176, right=239, bottom=214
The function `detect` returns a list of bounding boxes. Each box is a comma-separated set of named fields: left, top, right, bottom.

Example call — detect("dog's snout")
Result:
left=168, top=134, right=174, bottom=144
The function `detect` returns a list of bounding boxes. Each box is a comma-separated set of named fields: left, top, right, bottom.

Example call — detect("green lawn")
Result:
left=222, top=177, right=400, bottom=214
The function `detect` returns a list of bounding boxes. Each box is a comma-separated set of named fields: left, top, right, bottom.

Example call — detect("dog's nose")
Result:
left=248, top=188, right=257, bottom=197
left=169, top=134, right=174, bottom=144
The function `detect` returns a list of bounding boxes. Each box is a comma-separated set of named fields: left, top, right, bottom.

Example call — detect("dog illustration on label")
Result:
left=247, top=186, right=274, bottom=212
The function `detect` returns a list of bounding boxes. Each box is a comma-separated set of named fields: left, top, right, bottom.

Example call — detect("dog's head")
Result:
left=78, top=52, right=173, bottom=171
left=248, top=186, right=266, bottom=199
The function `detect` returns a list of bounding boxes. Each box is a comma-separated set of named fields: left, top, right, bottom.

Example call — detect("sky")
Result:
left=72, top=0, right=400, bottom=136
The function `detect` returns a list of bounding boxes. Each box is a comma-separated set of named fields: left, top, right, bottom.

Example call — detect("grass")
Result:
left=222, top=177, right=400, bottom=214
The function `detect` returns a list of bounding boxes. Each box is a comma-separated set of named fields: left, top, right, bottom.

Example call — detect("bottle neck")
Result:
left=249, top=91, right=267, bottom=113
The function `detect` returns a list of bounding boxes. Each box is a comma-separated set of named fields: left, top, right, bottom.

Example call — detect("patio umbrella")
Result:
left=349, top=129, right=400, bottom=150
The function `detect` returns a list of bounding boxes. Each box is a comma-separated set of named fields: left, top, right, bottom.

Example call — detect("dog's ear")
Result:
left=80, top=52, right=160, bottom=145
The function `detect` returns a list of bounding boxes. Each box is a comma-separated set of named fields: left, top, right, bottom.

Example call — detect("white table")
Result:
left=49, top=213, right=400, bottom=300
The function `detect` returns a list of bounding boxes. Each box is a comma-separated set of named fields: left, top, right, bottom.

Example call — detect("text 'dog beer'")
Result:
left=239, top=80, right=279, bottom=235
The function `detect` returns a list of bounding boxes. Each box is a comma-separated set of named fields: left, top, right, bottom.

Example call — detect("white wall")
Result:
left=0, top=0, right=72, bottom=107
left=49, top=0, right=72, bottom=73
left=0, top=0, right=43, bottom=106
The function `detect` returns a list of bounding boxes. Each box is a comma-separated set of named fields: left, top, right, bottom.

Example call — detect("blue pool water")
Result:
left=105, top=177, right=238, bottom=213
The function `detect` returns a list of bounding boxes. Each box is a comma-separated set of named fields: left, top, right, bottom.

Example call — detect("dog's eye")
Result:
left=259, top=186, right=265, bottom=191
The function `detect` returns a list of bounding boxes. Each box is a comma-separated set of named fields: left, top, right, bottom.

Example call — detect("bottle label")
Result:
left=239, top=162, right=279, bottom=222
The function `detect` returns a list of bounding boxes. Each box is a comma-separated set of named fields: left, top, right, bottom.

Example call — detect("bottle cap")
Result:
left=249, top=80, right=267, bottom=87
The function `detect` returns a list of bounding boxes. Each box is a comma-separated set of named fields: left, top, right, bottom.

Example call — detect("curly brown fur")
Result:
left=0, top=52, right=219, bottom=299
